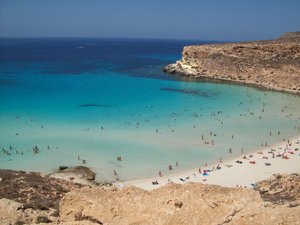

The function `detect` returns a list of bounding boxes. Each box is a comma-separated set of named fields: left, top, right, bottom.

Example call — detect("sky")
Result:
left=0, top=0, right=299, bottom=41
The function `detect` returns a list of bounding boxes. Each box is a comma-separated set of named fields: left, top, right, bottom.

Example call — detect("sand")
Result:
left=114, top=136, right=300, bottom=190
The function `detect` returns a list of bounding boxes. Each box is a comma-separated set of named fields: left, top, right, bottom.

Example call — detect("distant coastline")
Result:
left=164, top=32, right=300, bottom=94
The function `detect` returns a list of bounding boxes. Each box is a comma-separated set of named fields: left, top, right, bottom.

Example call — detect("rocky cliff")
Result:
left=164, top=32, right=300, bottom=94
left=59, top=173, right=300, bottom=225
left=1, top=170, right=299, bottom=225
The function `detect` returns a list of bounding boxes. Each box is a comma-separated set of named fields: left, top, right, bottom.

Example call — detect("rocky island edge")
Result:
left=164, top=32, right=300, bottom=94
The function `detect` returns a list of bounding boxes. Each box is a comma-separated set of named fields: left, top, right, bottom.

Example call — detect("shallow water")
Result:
left=0, top=38, right=299, bottom=182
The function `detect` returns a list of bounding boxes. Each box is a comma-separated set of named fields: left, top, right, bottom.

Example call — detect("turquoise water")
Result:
left=0, top=38, right=299, bottom=182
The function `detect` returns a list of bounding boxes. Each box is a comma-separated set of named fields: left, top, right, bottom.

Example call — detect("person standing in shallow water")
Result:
left=159, top=170, right=162, bottom=177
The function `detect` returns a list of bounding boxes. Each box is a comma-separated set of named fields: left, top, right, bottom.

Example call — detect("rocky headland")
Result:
left=164, top=32, right=300, bottom=94
left=1, top=169, right=299, bottom=225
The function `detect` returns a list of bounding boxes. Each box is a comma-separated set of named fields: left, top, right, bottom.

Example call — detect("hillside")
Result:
left=0, top=170, right=299, bottom=225
left=164, top=32, right=300, bottom=94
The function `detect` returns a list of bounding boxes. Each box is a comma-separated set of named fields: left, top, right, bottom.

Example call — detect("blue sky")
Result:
left=0, top=0, right=299, bottom=41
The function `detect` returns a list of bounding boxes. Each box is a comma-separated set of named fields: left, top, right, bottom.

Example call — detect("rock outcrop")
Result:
left=50, top=166, right=96, bottom=184
left=1, top=170, right=299, bottom=225
left=59, top=173, right=300, bottom=225
left=0, top=169, right=83, bottom=224
left=255, top=173, right=300, bottom=206
left=164, top=32, right=300, bottom=94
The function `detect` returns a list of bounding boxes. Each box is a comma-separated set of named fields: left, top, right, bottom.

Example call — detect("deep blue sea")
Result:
left=0, top=38, right=299, bottom=182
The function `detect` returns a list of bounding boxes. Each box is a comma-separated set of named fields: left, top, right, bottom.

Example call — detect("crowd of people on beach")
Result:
left=149, top=139, right=300, bottom=188
left=1, top=92, right=299, bottom=186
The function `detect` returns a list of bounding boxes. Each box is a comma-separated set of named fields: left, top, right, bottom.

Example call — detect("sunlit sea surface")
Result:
left=0, top=38, right=299, bottom=182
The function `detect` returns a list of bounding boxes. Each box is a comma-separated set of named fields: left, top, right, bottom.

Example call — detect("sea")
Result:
left=0, top=38, right=299, bottom=182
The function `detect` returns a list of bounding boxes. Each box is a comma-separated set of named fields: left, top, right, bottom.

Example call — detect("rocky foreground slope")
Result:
left=164, top=32, right=300, bottom=94
left=0, top=170, right=299, bottom=225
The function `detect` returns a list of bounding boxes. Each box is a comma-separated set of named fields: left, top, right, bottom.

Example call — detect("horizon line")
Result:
left=0, top=36, right=248, bottom=43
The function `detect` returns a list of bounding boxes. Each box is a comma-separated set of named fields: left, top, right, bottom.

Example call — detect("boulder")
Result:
left=72, top=166, right=96, bottom=181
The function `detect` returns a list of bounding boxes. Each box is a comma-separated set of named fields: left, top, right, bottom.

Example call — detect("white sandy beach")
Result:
left=114, top=136, right=300, bottom=190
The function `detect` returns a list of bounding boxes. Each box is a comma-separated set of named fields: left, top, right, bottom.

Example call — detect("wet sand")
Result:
left=115, top=135, right=300, bottom=190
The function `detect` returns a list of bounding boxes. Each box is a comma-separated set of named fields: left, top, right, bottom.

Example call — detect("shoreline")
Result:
left=114, top=135, right=300, bottom=190
left=167, top=72, right=300, bottom=96
left=1, top=135, right=299, bottom=189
